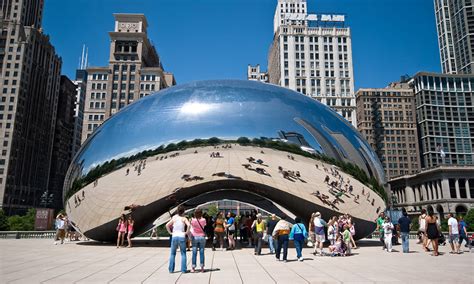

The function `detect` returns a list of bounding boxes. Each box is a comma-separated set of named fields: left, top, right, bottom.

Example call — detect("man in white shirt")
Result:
left=447, top=213, right=460, bottom=254
left=382, top=217, right=394, bottom=252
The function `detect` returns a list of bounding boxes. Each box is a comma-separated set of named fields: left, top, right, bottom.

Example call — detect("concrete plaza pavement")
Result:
left=0, top=238, right=473, bottom=284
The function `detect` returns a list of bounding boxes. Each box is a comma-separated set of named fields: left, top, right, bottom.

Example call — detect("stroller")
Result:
left=438, top=232, right=446, bottom=246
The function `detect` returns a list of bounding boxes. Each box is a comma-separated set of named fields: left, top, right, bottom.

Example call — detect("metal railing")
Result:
left=0, top=231, right=56, bottom=239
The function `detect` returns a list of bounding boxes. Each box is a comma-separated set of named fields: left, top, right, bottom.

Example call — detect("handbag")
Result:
left=307, top=240, right=314, bottom=247
left=263, top=232, right=268, bottom=242
left=294, top=224, right=305, bottom=241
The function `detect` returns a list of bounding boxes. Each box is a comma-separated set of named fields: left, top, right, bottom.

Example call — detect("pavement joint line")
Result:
left=140, top=252, right=168, bottom=283
left=231, top=250, right=244, bottom=284
left=2, top=255, right=53, bottom=272
left=301, top=255, right=351, bottom=283
left=6, top=260, right=78, bottom=284
left=251, top=252, right=277, bottom=283
left=208, top=248, right=216, bottom=284
left=106, top=252, right=157, bottom=283
left=71, top=257, right=128, bottom=283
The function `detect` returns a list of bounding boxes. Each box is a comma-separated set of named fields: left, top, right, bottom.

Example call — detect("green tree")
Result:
left=7, top=208, right=36, bottom=231
left=205, top=204, right=219, bottom=217
left=0, top=209, right=9, bottom=231
left=464, top=208, right=474, bottom=231
left=237, top=137, right=250, bottom=145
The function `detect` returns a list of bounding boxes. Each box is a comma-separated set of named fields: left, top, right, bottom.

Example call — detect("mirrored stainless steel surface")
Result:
left=64, top=80, right=386, bottom=241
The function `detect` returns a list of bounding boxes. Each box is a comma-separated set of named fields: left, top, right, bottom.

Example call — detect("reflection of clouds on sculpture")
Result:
left=64, top=80, right=386, bottom=242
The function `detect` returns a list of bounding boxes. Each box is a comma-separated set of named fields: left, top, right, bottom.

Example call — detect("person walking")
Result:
left=381, top=216, right=394, bottom=252
left=54, top=214, right=66, bottom=245
left=425, top=207, right=440, bottom=256
left=166, top=206, right=191, bottom=273
left=312, top=212, right=327, bottom=256
left=397, top=208, right=411, bottom=253
left=376, top=212, right=385, bottom=250
left=458, top=216, right=468, bottom=252
left=190, top=208, right=206, bottom=272
left=447, top=213, right=460, bottom=254
left=225, top=212, right=236, bottom=250
left=251, top=213, right=266, bottom=255
left=116, top=214, right=127, bottom=248
left=418, top=209, right=428, bottom=250
left=266, top=214, right=278, bottom=254
left=126, top=215, right=134, bottom=248
left=289, top=217, right=308, bottom=261
left=213, top=212, right=225, bottom=251
left=272, top=214, right=293, bottom=262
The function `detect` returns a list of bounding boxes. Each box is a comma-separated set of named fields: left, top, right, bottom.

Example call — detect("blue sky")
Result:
left=43, top=0, right=440, bottom=89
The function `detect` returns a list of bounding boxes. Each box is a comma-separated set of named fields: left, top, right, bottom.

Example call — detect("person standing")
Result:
left=213, top=212, right=225, bottom=251
left=312, top=212, right=327, bottom=256
left=166, top=206, right=191, bottom=273
left=458, top=216, right=468, bottom=252
left=376, top=212, right=385, bottom=250
left=418, top=209, right=428, bottom=250
left=272, top=214, right=293, bottom=262
left=397, top=209, right=411, bottom=253
left=342, top=224, right=352, bottom=255
left=251, top=213, right=266, bottom=255
left=289, top=217, right=308, bottom=261
left=190, top=208, right=206, bottom=273
left=116, top=214, right=127, bottom=248
left=425, top=207, right=440, bottom=256
left=266, top=214, right=278, bottom=254
left=382, top=217, right=394, bottom=252
left=447, top=213, right=460, bottom=254
left=225, top=212, right=236, bottom=250
left=327, top=216, right=338, bottom=245
left=126, top=215, right=135, bottom=248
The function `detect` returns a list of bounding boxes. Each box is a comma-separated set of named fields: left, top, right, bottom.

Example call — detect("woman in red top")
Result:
left=126, top=215, right=135, bottom=248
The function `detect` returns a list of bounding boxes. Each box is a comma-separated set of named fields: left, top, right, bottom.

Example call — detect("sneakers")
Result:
left=298, top=257, right=304, bottom=262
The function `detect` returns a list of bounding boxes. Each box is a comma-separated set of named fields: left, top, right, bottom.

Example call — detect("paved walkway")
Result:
left=0, top=239, right=473, bottom=283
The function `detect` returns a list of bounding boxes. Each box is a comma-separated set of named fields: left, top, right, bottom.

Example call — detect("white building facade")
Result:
left=267, top=0, right=357, bottom=126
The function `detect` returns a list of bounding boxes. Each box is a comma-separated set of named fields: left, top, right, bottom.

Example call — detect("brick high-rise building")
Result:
left=356, top=80, right=421, bottom=179
left=82, top=14, right=176, bottom=142
left=0, top=0, right=62, bottom=214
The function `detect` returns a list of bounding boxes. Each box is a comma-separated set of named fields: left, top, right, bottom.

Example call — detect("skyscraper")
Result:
left=356, top=80, right=421, bottom=179
left=434, top=0, right=474, bottom=74
left=413, top=72, right=474, bottom=168
left=81, top=14, right=176, bottom=142
left=0, top=0, right=62, bottom=214
left=266, top=0, right=356, bottom=126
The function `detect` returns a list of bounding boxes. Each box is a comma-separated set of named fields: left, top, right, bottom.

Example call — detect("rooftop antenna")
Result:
left=80, top=44, right=85, bottom=69
left=84, top=47, right=89, bottom=69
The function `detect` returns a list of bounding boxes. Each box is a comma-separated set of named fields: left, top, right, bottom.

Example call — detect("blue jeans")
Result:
left=401, top=232, right=409, bottom=253
left=276, top=234, right=289, bottom=261
left=169, top=236, right=187, bottom=273
left=268, top=235, right=275, bottom=253
left=192, top=236, right=206, bottom=268
left=294, top=239, right=304, bottom=258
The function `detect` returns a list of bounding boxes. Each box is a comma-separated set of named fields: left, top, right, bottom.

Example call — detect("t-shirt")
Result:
left=419, top=214, right=426, bottom=231
left=313, top=217, right=327, bottom=235
left=267, top=219, right=278, bottom=234
left=382, top=222, right=393, bottom=235
left=227, top=217, right=235, bottom=231
left=343, top=229, right=351, bottom=242
left=191, top=218, right=206, bottom=237
left=398, top=216, right=411, bottom=233
left=448, top=217, right=459, bottom=235
left=459, top=220, right=467, bottom=236
left=377, top=217, right=384, bottom=233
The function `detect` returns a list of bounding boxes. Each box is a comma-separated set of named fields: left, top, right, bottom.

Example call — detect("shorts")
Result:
left=56, top=229, right=66, bottom=239
left=459, top=234, right=468, bottom=244
left=315, top=233, right=326, bottom=242
left=449, top=234, right=459, bottom=243
left=228, top=230, right=235, bottom=236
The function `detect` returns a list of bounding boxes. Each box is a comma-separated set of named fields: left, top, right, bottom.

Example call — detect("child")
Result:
left=382, top=217, right=394, bottom=252
left=342, top=224, right=351, bottom=256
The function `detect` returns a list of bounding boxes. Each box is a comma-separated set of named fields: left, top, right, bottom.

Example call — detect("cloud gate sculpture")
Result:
left=64, top=80, right=386, bottom=242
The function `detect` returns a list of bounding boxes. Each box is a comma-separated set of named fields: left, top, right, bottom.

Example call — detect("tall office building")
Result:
left=356, top=80, right=421, bottom=179
left=266, top=0, right=356, bottom=126
left=82, top=14, right=176, bottom=142
left=48, top=76, right=76, bottom=210
left=413, top=72, right=474, bottom=168
left=434, top=0, right=474, bottom=74
left=0, top=0, right=62, bottom=214
left=247, top=64, right=268, bottom=82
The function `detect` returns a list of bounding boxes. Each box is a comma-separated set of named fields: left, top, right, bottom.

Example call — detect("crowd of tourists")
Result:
left=375, top=207, right=471, bottom=256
